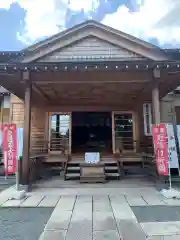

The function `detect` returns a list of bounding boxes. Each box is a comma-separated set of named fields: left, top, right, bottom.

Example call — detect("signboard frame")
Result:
left=85, top=152, right=100, bottom=164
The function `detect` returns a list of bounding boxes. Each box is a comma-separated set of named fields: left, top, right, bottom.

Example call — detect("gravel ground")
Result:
left=132, top=206, right=180, bottom=222
left=0, top=185, right=9, bottom=192
left=0, top=207, right=53, bottom=240
left=0, top=165, right=16, bottom=191
left=0, top=178, right=15, bottom=193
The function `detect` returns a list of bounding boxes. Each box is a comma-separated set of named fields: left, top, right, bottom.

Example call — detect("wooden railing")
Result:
left=114, top=138, right=153, bottom=155
left=18, top=136, right=155, bottom=186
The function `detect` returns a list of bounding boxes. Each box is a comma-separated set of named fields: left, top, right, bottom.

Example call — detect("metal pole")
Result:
left=168, top=150, right=172, bottom=190
left=168, top=162, right=172, bottom=190
left=16, top=128, right=22, bottom=191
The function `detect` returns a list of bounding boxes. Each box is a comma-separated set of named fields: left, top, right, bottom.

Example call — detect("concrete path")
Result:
left=1, top=186, right=180, bottom=239
left=38, top=195, right=145, bottom=240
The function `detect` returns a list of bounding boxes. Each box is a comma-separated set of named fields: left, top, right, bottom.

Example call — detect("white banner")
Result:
left=176, top=125, right=180, bottom=158
left=85, top=152, right=100, bottom=164
left=166, top=124, right=179, bottom=169
left=17, top=128, right=23, bottom=159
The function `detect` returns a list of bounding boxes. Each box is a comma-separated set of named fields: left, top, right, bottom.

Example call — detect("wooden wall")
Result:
left=10, top=94, right=47, bottom=153
left=175, top=106, right=180, bottom=124
left=160, top=100, right=174, bottom=123
left=10, top=93, right=154, bottom=154
left=31, top=107, right=47, bottom=153
left=10, top=95, right=24, bottom=128
left=38, top=36, right=145, bottom=62
left=136, top=104, right=153, bottom=153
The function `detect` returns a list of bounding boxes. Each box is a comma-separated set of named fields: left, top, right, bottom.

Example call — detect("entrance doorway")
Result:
left=48, top=111, right=135, bottom=154
left=71, top=112, right=112, bottom=153
left=49, top=113, right=71, bottom=154
left=113, top=112, right=135, bottom=153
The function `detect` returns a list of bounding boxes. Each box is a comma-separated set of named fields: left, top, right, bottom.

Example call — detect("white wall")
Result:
left=160, top=93, right=180, bottom=123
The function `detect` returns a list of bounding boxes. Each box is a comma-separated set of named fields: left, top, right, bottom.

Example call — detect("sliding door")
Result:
left=112, top=112, right=136, bottom=153
left=48, top=112, right=71, bottom=154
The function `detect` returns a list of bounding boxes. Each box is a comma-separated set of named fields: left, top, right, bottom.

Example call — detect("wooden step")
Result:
left=80, top=176, right=106, bottom=183
left=64, top=159, right=121, bottom=181
left=106, top=173, right=119, bottom=177
left=80, top=163, right=106, bottom=183
left=105, top=166, right=118, bottom=170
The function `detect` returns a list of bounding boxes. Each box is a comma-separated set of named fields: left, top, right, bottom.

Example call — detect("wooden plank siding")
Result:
left=10, top=95, right=24, bottom=128
left=10, top=94, right=47, bottom=154
left=38, top=36, right=145, bottom=62
left=136, top=104, right=153, bottom=153
left=31, top=107, right=47, bottom=153
left=10, top=93, right=153, bottom=156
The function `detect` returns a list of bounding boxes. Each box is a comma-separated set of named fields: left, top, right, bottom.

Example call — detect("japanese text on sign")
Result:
left=2, top=124, right=17, bottom=176
left=152, top=124, right=169, bottom=176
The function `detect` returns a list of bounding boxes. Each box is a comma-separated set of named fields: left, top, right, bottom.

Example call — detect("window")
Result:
left=1, top=95, right=10, bottom=108
left=114, top=113, right=134, bottom=152
left=143, top=103, right=152, bottom=136
left=49, top=113, right=70, bottom=152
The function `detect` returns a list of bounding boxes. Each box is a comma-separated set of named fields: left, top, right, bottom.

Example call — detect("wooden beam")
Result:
left=51, top=87, right=60, bottom=97
left=33, top=83, right=51, bottom=100
left=44, top=104, right=134, bottom=112
left=48, top=99, right=124, bottom=106
left=151, top=69, right=161, bottom=124
left=131, top=71, right=155, bottom=107
left=152, top=83, right=160, bottom=124
left=34, top=79, right=150, bottom=84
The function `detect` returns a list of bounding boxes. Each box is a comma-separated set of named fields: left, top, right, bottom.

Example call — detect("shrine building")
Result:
left=1, top=20, right=180, bottom=187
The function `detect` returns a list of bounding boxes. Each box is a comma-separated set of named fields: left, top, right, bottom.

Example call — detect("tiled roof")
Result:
left=0, top=87, right=8, bottom=93
left=163, top=49, right=180, bottom=60
left=0, top=51, right=25, bottom=63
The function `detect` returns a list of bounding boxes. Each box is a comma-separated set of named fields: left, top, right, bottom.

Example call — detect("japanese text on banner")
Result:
left=152, top=124, right=169, bottom=176
left=2, top=124, right=17, bottom=176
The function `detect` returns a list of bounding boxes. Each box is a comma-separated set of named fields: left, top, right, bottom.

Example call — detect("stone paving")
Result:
left=1, top=186, right=180, bottom=239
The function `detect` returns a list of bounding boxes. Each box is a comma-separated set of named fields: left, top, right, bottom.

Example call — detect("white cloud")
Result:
left=69, top=0, right=100, bottom=13
left=102, top=0, right=180, bottom=46
left=0, top=0, right=100, bottom=45
left=0, top=0, right=180, bottom=46
left=0, top=0, right=16, bottom=9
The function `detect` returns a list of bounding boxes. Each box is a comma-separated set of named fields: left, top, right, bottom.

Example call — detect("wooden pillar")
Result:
left=151, top=69, right=167, bottom=189
left=152, top=69, right=161, bottom=125
left=112, top=112, right=115, bottom=154
left=21, top=72, right=32, bottom=186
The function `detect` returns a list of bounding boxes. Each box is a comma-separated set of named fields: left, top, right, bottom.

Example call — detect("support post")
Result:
left=152, top=69, right=161, bottom=125
left=21, top=72, right=32, bottom=189
left=152, top=84, right=161, bottom=125
left=151, top=69, right=167, bottom=190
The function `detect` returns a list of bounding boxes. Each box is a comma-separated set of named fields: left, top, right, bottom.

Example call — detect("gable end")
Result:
left=37, top=36, right=146, bottom=62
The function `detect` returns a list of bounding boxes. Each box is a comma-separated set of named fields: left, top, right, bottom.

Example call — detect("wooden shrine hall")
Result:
left=1, top=20, right=180, bottom=187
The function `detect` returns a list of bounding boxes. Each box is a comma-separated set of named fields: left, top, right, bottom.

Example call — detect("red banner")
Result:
left=152, top=124, right=169, bottom=176
left=2, top=124, right=17, bottom=176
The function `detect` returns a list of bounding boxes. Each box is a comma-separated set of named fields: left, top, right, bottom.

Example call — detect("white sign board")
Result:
left=85, top=152, right=100, bottom=164
left=166, top=124, right=179, bottom=169
left=176, top=125, right=180, bottom=165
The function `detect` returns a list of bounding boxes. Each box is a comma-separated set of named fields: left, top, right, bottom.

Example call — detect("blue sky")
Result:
left=0, top=0, right=179, bottom=51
